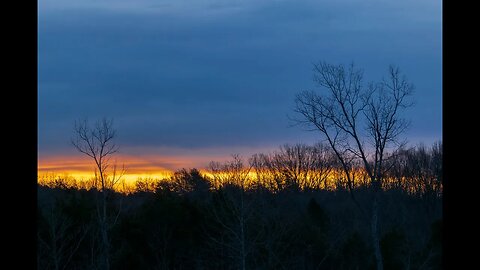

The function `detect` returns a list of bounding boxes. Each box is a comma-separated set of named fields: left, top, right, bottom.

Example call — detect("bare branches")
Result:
left=293, top=62, right=413, bottom=187
left=72, top=119, right=118, bottom=154
left=71, top=118, right=121, bottom=191
left=249, top=143, right=337, bottom=190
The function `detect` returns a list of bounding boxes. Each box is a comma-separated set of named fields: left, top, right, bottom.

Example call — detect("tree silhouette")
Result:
left=293, top=61, right=413, bottom=270
left=71, top=118, right=124, bottom=270
left=250, top=143, right=336, bottom=191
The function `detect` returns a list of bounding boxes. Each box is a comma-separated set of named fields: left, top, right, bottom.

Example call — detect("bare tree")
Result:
left=293, top=62, right=413, bottom=270
left=250, top=143, right=336, bottom=191
left=71, top=118, right=125, bottom=270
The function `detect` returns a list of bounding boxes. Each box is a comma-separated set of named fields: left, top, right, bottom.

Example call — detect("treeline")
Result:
left=40, top=142, right=443, bottom=197
left=37, top=142, right=442, bottom=270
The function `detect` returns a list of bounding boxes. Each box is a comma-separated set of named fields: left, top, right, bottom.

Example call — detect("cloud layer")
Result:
left=39, top=0, right=442, bottom=164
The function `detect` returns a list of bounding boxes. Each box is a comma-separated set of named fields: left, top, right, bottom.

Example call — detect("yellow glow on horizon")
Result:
left=38, top=154, right=443, bottom=195
left=38, top=154, right=180, bottom=192
left=37, top=171, right=175, bottom=184
left=38, top=153, right=188, bottom=181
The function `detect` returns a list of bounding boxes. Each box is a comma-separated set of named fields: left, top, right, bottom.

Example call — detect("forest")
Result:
left=37, top=142, right=442, bottom=270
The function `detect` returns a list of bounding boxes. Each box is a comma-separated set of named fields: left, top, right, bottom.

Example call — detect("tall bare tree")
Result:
left=71, top=118, right=124, bottom=270
left=293, top=62, right=413, bottom=270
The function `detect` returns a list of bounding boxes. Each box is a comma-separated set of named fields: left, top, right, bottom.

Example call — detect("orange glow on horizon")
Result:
left=37, top=151, right=251, bottom=187
left=38, top=152, right=443, bottom=195
left=38, top=153, right=196, bottom=185
left=38, top=146, right=277, bottom=182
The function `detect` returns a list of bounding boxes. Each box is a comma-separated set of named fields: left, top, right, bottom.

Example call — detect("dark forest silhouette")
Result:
left=38, top=141, right=442, bottom=270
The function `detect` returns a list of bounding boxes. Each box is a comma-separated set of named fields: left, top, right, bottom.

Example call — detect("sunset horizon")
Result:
left=38, top=1, right=442, bottom=269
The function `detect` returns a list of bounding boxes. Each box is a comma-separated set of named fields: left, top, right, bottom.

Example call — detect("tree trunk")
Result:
left=101, top=221, right=110, bottom=270
left=371, top=194, right=383, bottom=270
left=240, top=190, right=246, bottom=270
left=101, top=190, right=110, bottom=270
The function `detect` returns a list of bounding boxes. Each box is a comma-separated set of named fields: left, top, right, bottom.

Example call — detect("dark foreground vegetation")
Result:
left=38, top=143, right=442, bottom=270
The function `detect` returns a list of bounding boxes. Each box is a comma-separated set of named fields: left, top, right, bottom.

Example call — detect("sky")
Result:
left=38, top=0, right=442, bottom=176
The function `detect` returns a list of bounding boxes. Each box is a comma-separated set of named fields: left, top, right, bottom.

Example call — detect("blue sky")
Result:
left=38, top=0, right=442, bottom=169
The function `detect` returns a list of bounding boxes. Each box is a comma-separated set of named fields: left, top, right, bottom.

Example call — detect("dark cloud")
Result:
left=39, top=0, right=442, bottom=156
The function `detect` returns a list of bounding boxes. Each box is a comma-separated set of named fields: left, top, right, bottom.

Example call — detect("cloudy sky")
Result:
left=38, top=0, right=442, bottom=173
